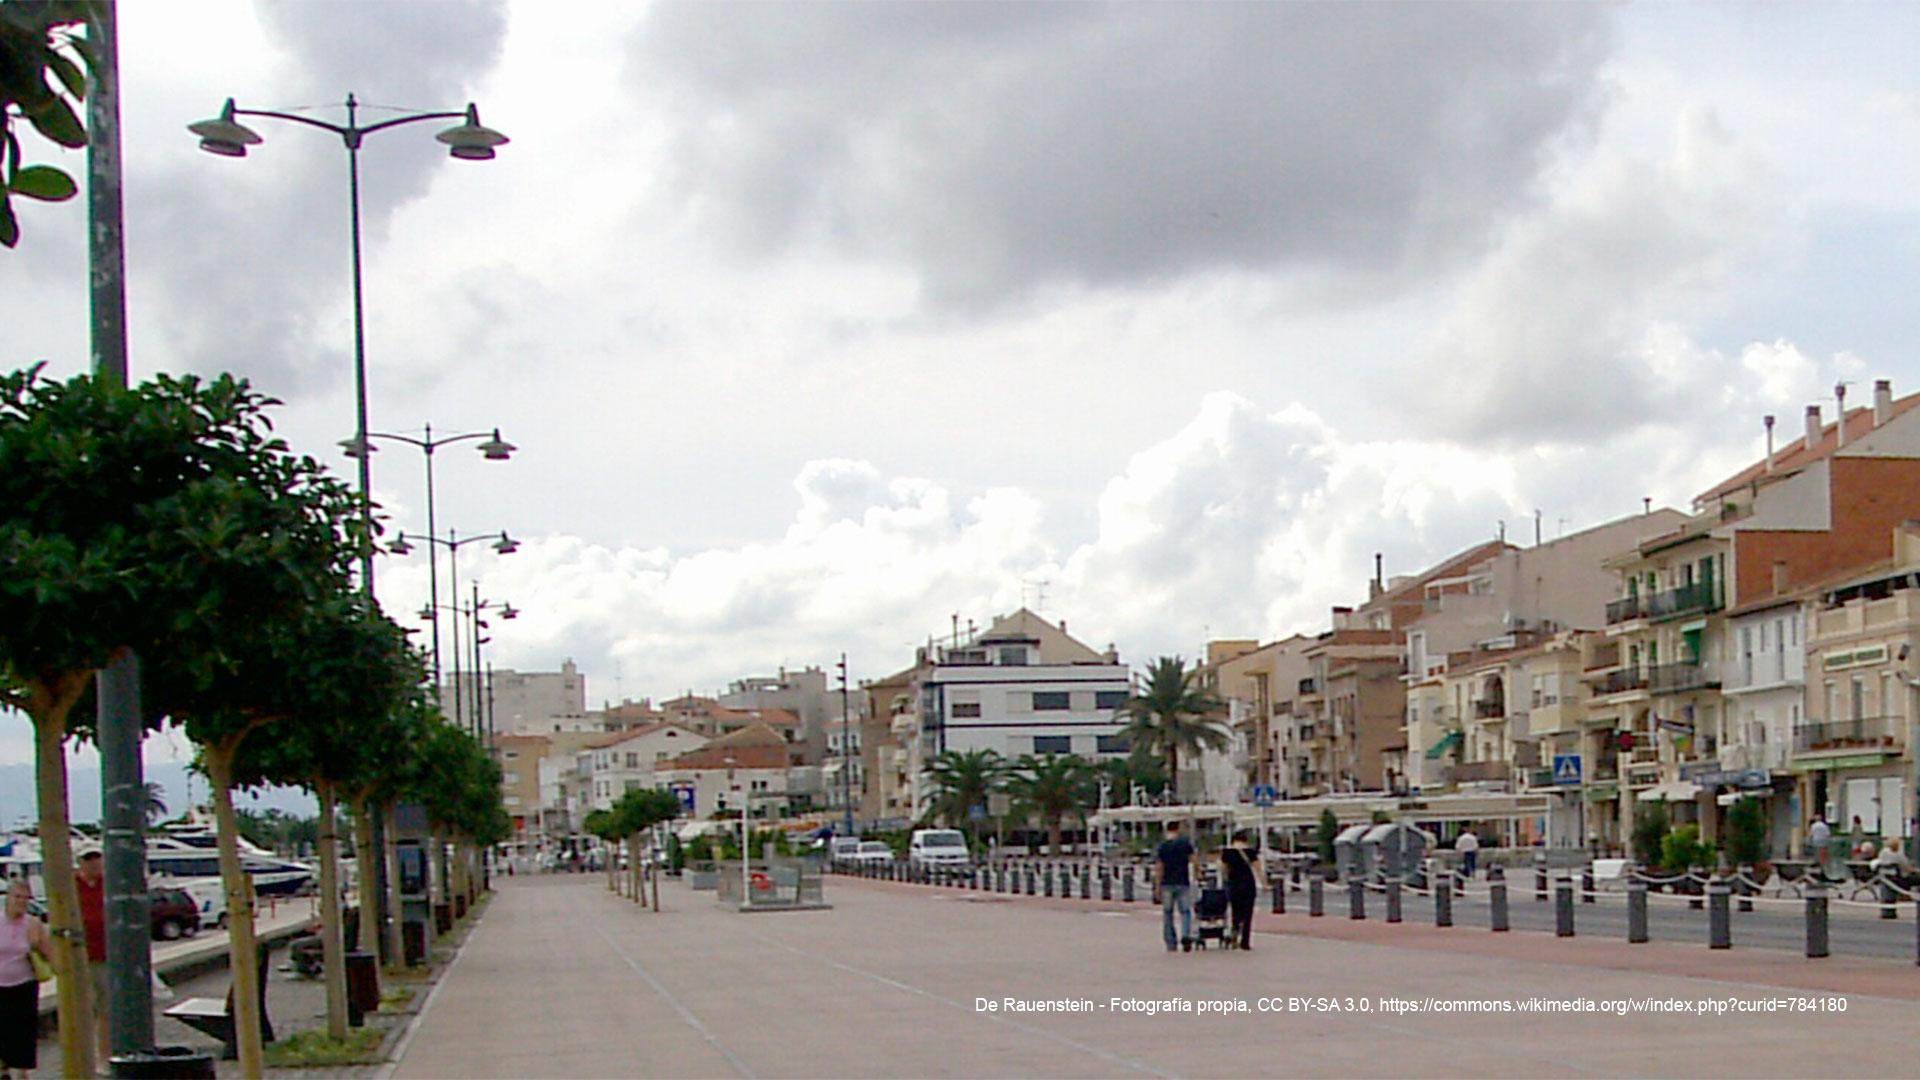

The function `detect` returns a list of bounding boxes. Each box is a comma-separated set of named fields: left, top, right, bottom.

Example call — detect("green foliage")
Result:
left=921, top=748, right=1009, bottom=832
left=1096, top=753, right=1167, bottom=804
left=686, top=835, right=714, bottom=863
left=1632, top=804, right=1670, bottom=866
left=1660, top=824, right=1716, bottom=874
left=1724, top=796, right=1768, bottom=867
left=610, top=787, right=681, bottom=837
left=1114, top=657, right=1228, bottom=802
left=1005, top=753, right=1093, bottom=854
left=714, top=827, right=793, bottom=861
left=1316, top=809, right=1340, bottom=867
left=260, top=1027, right=385, bottom=1068
left=0, top=1, right=91, bottom=248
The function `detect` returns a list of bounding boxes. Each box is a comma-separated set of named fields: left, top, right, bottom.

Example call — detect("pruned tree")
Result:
left=1114, top=657, right=1228, bottom=803
left=0, top=365, right=367, bottom=1076
left=1005, top=753, right=1093, bottom=855
left=0, top=0, right=90, bottom=247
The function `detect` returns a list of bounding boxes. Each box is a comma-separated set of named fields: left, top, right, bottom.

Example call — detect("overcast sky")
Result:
left=8, top=1, right=1920, bottom=768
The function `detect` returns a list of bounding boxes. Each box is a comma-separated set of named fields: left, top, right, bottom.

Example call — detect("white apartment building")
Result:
left=462, top=660, right=589, bottom=736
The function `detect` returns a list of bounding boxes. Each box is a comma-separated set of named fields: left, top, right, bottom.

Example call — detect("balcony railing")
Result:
left=1473, top=698, right=1506, bottom=720
left=1452, top=761, right=1511, bottom=784
left=1605, top=581, right=1724, bottom=625
left=1585, top=642, right=1621, bottom=671
left=1649, top=661, right=1719, bottom=695
left=1299, top=677, right=1321, bottom=696
left=1794, top=716, right=1902, bottom=754
left=1596, top=669, right=1648, bottom=695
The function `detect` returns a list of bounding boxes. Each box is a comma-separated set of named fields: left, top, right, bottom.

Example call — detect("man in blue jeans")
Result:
left=1154, top=821, right=1197, bottom=952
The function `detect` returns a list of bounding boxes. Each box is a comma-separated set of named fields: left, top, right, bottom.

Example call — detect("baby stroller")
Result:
left=1193, top=885, right=1230, bottom=949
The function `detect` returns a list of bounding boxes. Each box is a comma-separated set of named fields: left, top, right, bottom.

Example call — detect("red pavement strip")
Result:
left=841, top=875, right=1920, bottom=1002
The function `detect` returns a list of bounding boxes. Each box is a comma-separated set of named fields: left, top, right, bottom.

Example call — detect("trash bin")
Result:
left=344, top=951, right=380, bottom=1027
left=402, top=918, right=427, bottom=967
left=110, top=1046, right=216, bottom=1079
left=1333, top=824, right=1372, bottom=882
left=434, top=902, right=453, bottom=935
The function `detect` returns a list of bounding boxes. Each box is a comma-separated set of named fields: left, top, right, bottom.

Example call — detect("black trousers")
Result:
left=0, top=978, right=37, bottom=1070
left=1228, top=890, right=1256, bottom=949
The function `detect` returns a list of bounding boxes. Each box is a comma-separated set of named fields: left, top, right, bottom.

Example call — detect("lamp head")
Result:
left=478, top=428, right=516, bottom=461
left=388, top=531, right=414, bottom=555
left=188, top=99, right=263, bottom=157
left=418, top=604, right=434, bottom=621
left=436, top=103, right=509, bottom=161
left=500, top=603, right=520, bottom=620
left=339, top=436, right=373, bottom=460
left=493, top=531, right=520, bottom=555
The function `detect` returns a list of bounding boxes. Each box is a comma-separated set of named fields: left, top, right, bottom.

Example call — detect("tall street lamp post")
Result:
left=356, top=424, right=516, bottom=685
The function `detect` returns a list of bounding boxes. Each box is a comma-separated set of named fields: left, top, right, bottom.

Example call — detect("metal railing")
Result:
left=1605, top=581, right=1723, bottom=625
left=1794, top=716, right=1903, bottom=754
left=1649, top=661, right=1718, bottom=695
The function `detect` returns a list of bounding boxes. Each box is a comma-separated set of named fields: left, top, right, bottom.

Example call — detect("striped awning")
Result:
left=1425, top=730, right=1463, bottom=760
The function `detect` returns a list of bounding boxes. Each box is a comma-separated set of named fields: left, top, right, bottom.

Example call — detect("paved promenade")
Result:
left=388, top=873, right=1920, bottom=1078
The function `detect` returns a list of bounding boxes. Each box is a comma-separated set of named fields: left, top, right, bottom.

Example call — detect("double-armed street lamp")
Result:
left=351, top=424, right=516, bottom=684
left=389, top=528, right=518, bottom=721
left=188, top=94, right=509, bottom=594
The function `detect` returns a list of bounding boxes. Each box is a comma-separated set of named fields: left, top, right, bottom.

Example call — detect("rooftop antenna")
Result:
left=1534, top=509, right=1542, bottom=546
left=1835, top=381, right=1850, bottom=448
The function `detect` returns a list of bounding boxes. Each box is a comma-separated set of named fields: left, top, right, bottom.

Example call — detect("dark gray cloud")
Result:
left=633, top=2, right=1610, bottom=306
left=132, top=0, right=508, bottom=396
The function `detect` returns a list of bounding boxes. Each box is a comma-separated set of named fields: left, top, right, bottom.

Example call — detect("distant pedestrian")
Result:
left=74, top=844, right=108, bottom=1063
left=1218, top=832, right=1258, bottom=951
left=2, top=878, right=53, bottom=1079
left=1153, top=821, right=1196, bottom=952
left=1808, top=814, right=1832, bottom=876
left=1456, top=830, right=1480, bottom=878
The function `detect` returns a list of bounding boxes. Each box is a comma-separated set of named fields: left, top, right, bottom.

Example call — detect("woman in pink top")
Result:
left=1, top=878, right=51, bottom=1079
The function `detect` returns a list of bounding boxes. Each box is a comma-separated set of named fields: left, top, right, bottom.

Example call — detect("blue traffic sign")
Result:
left=1252, top=785, right=1277, bottom=807
left=1552, top=755, right=1583, bottom=786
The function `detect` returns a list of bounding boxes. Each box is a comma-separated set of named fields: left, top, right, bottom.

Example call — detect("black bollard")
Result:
left=1102, top=867, right=1112, bottom=902
left=1708, top=878, right=1731, bottom=949
left=1535, top=856, right=1548, bottom=903
left=1490, top=867, right=1509, bottom=932
left=1124, top=868, right=1136, bottom=903
left=1688, top=867, right=1705, bottom=910
left=1082, top=867, right=1091, bottom=900
left=1044, top=865, right=1055, bottom=897
left=1271, top=874, right=1285, bottom=915
left=1555, top=875, right=1575, bottom=937
left=1582, top=867, right=1595, bottom=904
left=1737, top=864, right=1755, bottom=913
left=1026, top=867, right=1037, bottom=896
left=1386, top=876, right=1402, bottom=923
left=1628, top=878, right=1649, bottom=943
left=1881, top=877, right=1898, bottom=920
left=1435, top=877, right=1452, bottom=927
left=1349, top=878, right=1366, bottom=920
left=1309, top=874, right=1325, bottom=917
left=1806, top=879, right=1830, bottom=959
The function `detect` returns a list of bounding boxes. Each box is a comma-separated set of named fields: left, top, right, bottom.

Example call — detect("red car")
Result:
left=151, top=887, right=201, bottom=940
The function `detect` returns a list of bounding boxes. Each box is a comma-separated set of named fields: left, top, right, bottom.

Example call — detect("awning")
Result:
left=1425, top=730, right=1463, bottom=760
left=1637, top=781, right=1699, bottom=803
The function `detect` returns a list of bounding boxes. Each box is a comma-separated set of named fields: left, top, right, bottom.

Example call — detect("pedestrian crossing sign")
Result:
left=1552, top=755, right=1582, bottom=786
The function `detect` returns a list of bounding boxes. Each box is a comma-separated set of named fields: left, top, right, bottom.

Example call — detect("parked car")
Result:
left=150, top=887, right=201, bottom=940
left=828, top=837, right=863, bottom=860
left=852, top=841, right=895, bottom=866
left=908, top=829, right=971, bottom=870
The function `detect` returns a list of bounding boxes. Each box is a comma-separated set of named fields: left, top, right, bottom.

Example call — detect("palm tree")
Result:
left=921, top=748, right=1009, bottom=845
left=1096, top=752, right=1168, bottom=806
left=1114, top=656, right=1228, bottom=803
left=142, top=781, right=168, bottom=826
left=1006, top=754, right=1093, bottom=855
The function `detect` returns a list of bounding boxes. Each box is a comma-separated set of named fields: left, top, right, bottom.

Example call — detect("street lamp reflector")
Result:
left=478, top=428, right=516, bottom=460
left=418, top=605, right=434, bottom=621
left=500, top=604, right=520, bottom=620
left=188, top=99, right=263, bottom=157
left=437, top=104, right=508, bottom=161
left=388, top=531, right=414, bottom=555
left=339, top=436, right=374, bottom=459
left=493, top=531, right=519, bottom=555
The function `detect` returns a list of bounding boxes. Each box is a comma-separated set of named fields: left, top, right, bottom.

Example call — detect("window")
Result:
left=1095, top=690, right=1128, bottom=710
left=1852, top=675, right=1866, bottom=721
left=1096, top=734, right=1130, bottom=755
left=998, top=646, right=1029, bottom=666
left=1032, top=691, right=1071, bottom=711
left=1033, top=735, right=1072, bottom=755
left=626, top=752, right=639, bottom=768
left=951, top=702, right=983, bottom=718
left=502, top=771, right=519, bottom=785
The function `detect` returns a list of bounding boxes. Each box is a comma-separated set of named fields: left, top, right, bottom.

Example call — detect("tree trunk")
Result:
left=205, top=743, right=266, bottom=1079
left=351, top=794, right=380, bottom=958
left=1166, top=746, right=1181, bottom=804
left=315, top=779, right=349, bottom=1040
left=29, top=673, right=94, bottom=1080
left=382, top=800, right=404, bottom=969
left=1049, top=815, right=1063, bottom=858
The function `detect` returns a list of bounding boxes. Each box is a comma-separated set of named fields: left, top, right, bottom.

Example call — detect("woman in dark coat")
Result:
left=1219, top=832, right=1259, bottom=950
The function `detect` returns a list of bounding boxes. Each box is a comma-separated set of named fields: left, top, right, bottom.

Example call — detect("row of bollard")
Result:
left=835, top=854, right=1919, bottom=965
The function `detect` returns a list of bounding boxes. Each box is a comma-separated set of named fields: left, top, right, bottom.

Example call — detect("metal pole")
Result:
left=422, top=424, right=442, bottom=688
left=345, top=94, right=376, bottom=597
left=471, top=582, right=485, bottom=731
left=840, top=653, right=853, bottom=839
left=446, top=533, right=463, bottom=731
left=89, top=5, right=156, bottom=1058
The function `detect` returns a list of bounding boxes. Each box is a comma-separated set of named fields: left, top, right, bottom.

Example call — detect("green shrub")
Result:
left=1660, top=824, right=1715, bottom=874
left=1724, top=796, right=1768, bottom=867
left=1316, top=809, right=1340, bottom=868
left=1632, top=804, right=1669, bottom=866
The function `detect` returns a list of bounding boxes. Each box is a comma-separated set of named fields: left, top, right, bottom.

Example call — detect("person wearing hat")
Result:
left=74, top=845, right=108, bottom=1064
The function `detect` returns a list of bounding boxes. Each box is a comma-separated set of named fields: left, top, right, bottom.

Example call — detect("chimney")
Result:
left=1875, top=379, right=1894, bottom=426
left=1772, top=559, right=1789, bottom=595
left=1835, top=383, right=1848, bottom=448
left=1805, top=404, right=1822, bottom=449
left=1763, top=415, right=1776, bottom=473
left=1370, top=553, right=1384, bottom=599
left=1332, top=606, right=1353, bottom=631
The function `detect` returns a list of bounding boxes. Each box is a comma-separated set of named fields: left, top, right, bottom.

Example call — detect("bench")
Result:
left=1591, top=858, right=1630, bottom=890
left=164, top=997, right=239, bottom=1060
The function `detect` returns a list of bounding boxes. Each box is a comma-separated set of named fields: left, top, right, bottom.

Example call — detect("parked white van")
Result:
left=908, top=829, right=971, bottom=870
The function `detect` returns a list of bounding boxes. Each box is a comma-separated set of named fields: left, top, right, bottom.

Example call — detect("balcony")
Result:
left=1452, top=761, right=1512, bottom=784
left=1596, top=669, right=1649, bottom=695
left=1298, top=677, right=1321, bottom=697
left=1794, top=716, right=1903, bottom=755
left=1584, top=642, right=1621, bottom=671
left=1472, top=698, right=1506, bottom=720
left=1649, top=661, right=1718, bottom=696
left=1604, top=581, right=1723, bottom=626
